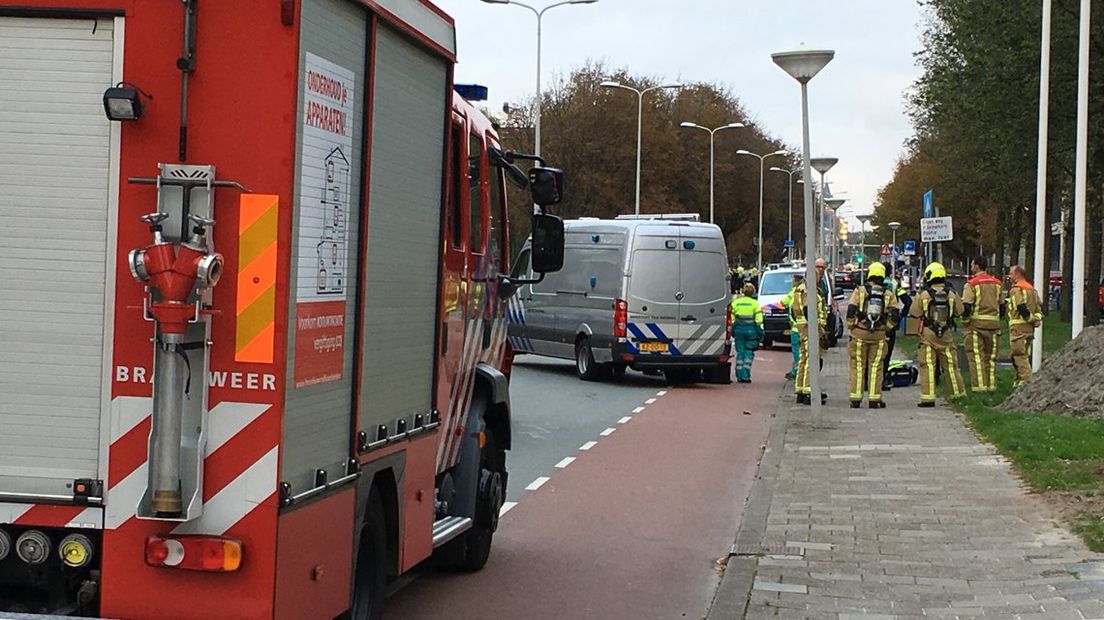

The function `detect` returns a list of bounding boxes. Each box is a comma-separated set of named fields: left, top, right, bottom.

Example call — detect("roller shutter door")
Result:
left=0, top=16, right=116, bottom=497
left=357, top=25, right=448, bottom=434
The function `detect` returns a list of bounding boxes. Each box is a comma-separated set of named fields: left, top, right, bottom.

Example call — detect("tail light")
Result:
left=146, top=535, right=243, bottom=572
left=725, top=306, right=733, bottom=341
left=613, top=299, right=628, bottom=339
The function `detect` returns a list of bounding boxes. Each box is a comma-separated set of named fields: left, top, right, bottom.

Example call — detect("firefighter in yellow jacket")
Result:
left=792, top=260, right=828, bottom=405
left=846, top=262, right=900, bottom=409
left=961, top=256, right=1003, bottom=392
left=1005, top=264, right=1043, bottom=386
left=909, top=262, right=966, bottom=407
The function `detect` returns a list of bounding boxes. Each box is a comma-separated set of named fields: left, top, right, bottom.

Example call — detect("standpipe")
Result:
left=129, top=213, right=222, bottom=516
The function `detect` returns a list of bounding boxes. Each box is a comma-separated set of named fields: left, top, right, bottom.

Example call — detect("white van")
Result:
left=508, top=217, right=732, bottom=383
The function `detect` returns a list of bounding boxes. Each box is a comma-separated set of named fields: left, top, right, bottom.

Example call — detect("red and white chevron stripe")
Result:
left=0, top=502, right=101, bottom=529
left=104, top=396, right=278, bottom=534
left=435, top=313, right=509, bottom=472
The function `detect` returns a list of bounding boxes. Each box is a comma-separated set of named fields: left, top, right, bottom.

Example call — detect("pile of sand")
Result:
left=1000, top=325, right=1104, bottom=419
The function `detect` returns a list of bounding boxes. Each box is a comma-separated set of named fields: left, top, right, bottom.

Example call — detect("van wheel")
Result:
left=350, top=488, right=387, bottom=620
left=575, top=338, right=605, bottom=381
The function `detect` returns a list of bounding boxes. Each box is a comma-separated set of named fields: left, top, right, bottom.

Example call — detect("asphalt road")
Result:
left=387, top=351, right=785, bottom=619
left=502, top=356, right=668, bottom=503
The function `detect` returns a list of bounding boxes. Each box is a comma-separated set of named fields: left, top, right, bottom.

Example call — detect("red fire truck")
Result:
left=0, top=1, right=564, bottom=617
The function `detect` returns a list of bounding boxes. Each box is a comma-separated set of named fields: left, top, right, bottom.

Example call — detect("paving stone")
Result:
left=737, top=347, right=1104, bottom=618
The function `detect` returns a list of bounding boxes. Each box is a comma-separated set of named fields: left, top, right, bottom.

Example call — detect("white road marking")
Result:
left=579, top=441, right=598, bottom=451
left=618, top=416, right=632, bottom=424
left=657, top=390, right=668, bottom=396
left=526, top=476, right=550, bottom=491
left=499, top=501, right=518, bottom=516
left=600, top=427, right=616, bottom=436
left=632, top=406, right=646, bottom=414
left=645, top=398, right=657, bottom=404
left=555, top=457, right=576, bottom=468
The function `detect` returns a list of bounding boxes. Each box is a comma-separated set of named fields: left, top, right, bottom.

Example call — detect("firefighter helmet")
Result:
left=868, top=262, right=887, bottom=279
left=924, top=262, right=946, bottom=281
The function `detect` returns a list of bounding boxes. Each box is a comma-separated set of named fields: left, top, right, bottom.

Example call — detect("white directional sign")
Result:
left=920, top=216, right=953, bottom=243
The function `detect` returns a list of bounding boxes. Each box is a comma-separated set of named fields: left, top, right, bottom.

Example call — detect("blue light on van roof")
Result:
left=590, top=276, right=597, bottom=289
left=591, top=234, right=600, bottom=243
left=683, top=240, right=696, bottom=250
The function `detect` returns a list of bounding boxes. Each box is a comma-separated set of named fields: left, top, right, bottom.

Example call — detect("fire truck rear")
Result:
left=0, top=1, right=564, bottom=617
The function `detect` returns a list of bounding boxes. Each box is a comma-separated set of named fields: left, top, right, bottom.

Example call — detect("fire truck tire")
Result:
left=575, top=337, right=609, bottom=381
left=350, top=488, right=388, bottom=620
left=437, top=424, right=504, bottom=572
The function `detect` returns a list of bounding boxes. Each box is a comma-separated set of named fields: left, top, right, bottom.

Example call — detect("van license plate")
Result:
left=639, top=342, right=669, bottom=353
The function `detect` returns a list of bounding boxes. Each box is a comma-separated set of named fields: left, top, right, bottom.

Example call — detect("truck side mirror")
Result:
left=529, top=167, right=564, bottom=207
left=530, top=214, right=564, bottom=274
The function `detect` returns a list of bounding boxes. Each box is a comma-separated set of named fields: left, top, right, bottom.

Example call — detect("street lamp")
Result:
left=825, top=197, right=846, bottom=269
left=481, top=0, right=599, bottom=157
left=887, top=221, right=901, bottom=263
left=1032, top=0, right=1053, bottom=370
left=857, top=214, right=871, bottom=285
left=737, top=148, right=788, bottom=272
left=770, top=166, right=803, bottom=259
left=773, top=45, right=833, bottom=424
left=810, top=157, right=838, bottom=258
left=681, top=121, right=745, bottom=224
left=601, top=80, right=682, bottom=215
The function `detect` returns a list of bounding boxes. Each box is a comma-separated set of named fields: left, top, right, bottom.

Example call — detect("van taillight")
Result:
left=725, top=307, right=733, bottom=341
left=614, top=299, right=628, bottom=338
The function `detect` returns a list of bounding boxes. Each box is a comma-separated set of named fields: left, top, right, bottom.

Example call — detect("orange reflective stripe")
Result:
left=236, top=194, right=279, bottom=363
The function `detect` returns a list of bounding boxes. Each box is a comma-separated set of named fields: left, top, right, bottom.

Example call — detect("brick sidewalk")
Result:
left=713, top=343, right=1104, bottom=619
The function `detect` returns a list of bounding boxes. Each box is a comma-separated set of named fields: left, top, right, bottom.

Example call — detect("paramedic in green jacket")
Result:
left=780, top=274, right=803, bottom=380
left=730, top=283, right=765, bottom=383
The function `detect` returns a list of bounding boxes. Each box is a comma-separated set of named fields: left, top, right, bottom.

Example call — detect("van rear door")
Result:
left=675, top=229, right=729, bottom=356
left=626, top=227, right=680, bottom=355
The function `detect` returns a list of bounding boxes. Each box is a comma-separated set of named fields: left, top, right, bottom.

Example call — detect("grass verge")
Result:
left=944, top=319, right=1104, bottom=551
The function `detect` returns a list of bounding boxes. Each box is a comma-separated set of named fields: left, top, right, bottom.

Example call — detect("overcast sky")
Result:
left=436, top=0, right=927, bottom=229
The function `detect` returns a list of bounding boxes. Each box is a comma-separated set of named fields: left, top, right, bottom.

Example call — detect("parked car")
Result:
left=758, top=267, right=842, bottom=349
left=835, top=268, right=862, bottom=290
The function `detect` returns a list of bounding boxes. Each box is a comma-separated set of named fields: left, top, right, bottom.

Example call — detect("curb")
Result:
left=705, top=384, right=792, bottom=619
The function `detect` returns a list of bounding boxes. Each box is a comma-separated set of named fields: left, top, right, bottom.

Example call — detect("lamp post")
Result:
left=601, top=80, right=682, bottom=215
left=888, top=221, right=901, bottom=271
left=737, top=148, right=788, bottom=272
left=770, top=166, right=803, bottom=259
left=1032, top=0, right=1052, bottom=369
left=772, top=46, right=834, bottom=425
left=810, top=157, right=838, bottom=258
left=1072, top=0, right=1091, bottom=338
left=481, top=0, right=599, bottom=157
left=857, top=214, right=871, bottom=285
left=825, top=197, right=846, bottom=270
left=680, top=121, right=745, bottom=224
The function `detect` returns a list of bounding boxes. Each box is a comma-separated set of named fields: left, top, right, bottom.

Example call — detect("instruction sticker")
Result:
left=294, top=52, right=355, bottom=387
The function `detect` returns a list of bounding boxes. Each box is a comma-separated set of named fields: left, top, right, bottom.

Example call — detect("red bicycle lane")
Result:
left=386, top=350, right=787, bottom=620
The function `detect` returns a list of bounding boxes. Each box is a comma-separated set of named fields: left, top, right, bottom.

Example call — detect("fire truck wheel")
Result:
left=350, top=488, right=388, bottom=620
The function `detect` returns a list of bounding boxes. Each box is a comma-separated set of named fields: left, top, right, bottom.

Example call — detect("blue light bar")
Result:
left=454, top=84, right=489, bottom=101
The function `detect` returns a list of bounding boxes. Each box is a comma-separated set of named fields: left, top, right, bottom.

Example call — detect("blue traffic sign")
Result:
left=783, top=239, right=795, bottom=248
left=922, top=190, right=934, bottom=219
left=903, top=240, right=917, bottom=256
